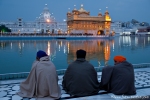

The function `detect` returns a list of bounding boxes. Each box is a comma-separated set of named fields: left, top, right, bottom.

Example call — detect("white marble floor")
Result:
left=0, top=68, right=150, bottom=100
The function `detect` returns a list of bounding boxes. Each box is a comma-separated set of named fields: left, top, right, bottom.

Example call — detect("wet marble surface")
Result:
left=0, top=68, right=150, bottom=100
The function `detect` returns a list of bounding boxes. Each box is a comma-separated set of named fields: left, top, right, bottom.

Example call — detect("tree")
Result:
left=121, top=23, right=125, bottom=27
left=131, top=19, right=139, bottom=25
left=0, top=25, right=11, bottom=33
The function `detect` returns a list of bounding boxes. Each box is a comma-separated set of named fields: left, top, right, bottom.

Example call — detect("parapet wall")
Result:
left=1, top=63, right=150, bottom=80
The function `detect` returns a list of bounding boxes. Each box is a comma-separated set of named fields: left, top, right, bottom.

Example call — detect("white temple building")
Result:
left=0, top=4, right=67, bottom=34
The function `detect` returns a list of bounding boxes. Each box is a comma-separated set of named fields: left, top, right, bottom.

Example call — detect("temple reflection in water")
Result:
left=118, top=36, right=150, bottom=48
left=1, top=36, right=150, bottom=74
left=44, top=39, right=113, bottom=66
left=66, top=40, right=111, bottom=66
left=0, top=39, right=113, bottom=71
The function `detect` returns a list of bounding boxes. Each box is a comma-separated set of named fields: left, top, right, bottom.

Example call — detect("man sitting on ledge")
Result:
left=62, top=49, right=100, bottom=97
left=17, top=50, right=61, bottom=99
left=100, top=55, right=136, bottom=95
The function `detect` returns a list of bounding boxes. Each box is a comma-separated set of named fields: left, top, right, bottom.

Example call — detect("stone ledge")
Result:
left=1, top=67, right=150, bottom=100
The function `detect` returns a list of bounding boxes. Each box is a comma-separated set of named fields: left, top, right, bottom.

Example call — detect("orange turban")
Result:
left=114, top=55, right=126, bottom=62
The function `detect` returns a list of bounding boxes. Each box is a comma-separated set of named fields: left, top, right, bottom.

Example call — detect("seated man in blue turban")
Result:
left=62, top=49, right=100, bottom=97
left=17, top=50, right=61, bottom=99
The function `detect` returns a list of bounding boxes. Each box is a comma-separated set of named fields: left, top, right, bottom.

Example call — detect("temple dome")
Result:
left=39, top=4, right=54, bottom=22
left=105, top=10, right=109, bottom=15
left=78, top=4, right=87, bottom=12
left=43, top=4, right=49, bottom=11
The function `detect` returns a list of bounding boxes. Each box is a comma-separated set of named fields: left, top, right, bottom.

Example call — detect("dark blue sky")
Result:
left=0, top=0, right=150, bottom=23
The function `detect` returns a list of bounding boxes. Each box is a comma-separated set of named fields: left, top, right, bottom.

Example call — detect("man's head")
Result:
left=36, top=50, right=48, bottom=60
left=114, top=55, right=126, bottom=65
left=76, top=49, right=86, bottom=59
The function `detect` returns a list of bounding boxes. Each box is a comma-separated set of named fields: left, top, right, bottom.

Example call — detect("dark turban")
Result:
left=36, top=50, right=48, bottom=58
left=76, top=49, right=86, bottom=59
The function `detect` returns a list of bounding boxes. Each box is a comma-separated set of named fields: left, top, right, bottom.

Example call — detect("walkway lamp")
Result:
left=18, top=30, right=20, bottom=36
left=34, top=28, right=36, bottom=36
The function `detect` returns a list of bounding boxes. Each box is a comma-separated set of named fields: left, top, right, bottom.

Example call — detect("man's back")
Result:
left=62, top=58, right=100, bottom=96
left=17, top=51, right=61, bottom=99
left=35, top=56, right=60, bottom=97
left=110, top=61, right=136, bottom=95
left=100, top=61, right=136, bottom=95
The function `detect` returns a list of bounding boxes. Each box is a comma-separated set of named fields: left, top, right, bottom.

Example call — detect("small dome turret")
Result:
left=78, top=4, right=87, bottom=12
left=98, top=9, right=102, bottom=16
left=38, top=4, right=55, bottom=22
left=105, top=10, right=109, bottom=15
left=43, top=4, right=49, bottom=12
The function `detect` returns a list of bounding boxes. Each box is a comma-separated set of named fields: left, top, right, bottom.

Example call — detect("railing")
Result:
left=0, top=63, right=150, bottom=80
left=0, top=33, right=111, bottom=38
left=0, top=35, right=112, bottom=40
left=0, top=35, right=108, bottom=37
left=132, top=63, right=150, bottom=68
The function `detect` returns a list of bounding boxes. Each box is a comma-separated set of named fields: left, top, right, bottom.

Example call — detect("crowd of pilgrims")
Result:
left=16, top=49, right=136, bottom=99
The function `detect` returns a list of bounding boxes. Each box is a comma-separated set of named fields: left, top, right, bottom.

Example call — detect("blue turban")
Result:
left=36, top=50, right=48, bottom=58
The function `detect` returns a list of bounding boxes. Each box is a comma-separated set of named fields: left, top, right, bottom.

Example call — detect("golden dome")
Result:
left=78, top=4, right=87, bottom=12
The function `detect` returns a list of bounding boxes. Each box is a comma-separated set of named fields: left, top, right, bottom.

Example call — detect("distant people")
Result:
left=100, top=55, right=136, bottom=95
left=62, top=49, right=100, bottom=97
left=17, top=50, right=61, bottom=99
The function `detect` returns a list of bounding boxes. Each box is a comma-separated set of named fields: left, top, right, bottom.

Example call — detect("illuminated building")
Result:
left=67, top=4, right=111, bottom=35
left=0, top=4, right=67, bottom=34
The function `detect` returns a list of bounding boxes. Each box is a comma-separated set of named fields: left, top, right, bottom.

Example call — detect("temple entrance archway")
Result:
left=46, top=29, right=50, bottom=33
left=97, top=30, right=105, bottom=35
left=41, top=29, right=44, bottom=34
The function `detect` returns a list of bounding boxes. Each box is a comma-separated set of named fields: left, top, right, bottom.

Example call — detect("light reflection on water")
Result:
left=0, top=36, right=150, bottom=74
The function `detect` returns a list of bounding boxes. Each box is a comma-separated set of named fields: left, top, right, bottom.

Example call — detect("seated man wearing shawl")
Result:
left=17, top=50, right=61, bottom=99
left=100, top=55, right=136, bottom=95
left=62, top=49, right=100, bottom=97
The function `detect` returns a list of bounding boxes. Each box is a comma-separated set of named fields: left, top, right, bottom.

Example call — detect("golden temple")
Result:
left=67, top=4, right=112, bottom=35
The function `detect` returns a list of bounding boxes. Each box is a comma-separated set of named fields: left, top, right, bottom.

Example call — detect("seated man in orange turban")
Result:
left=100, top=55, right=136, bottom=95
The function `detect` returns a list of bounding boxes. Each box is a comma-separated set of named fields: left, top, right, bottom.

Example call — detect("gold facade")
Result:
left=67, top=40, right=112, bottom=66
left=67, top=5, right=111, bottom=35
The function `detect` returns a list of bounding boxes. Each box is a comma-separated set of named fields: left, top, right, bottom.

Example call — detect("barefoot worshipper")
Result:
left=100, top=55, right=136, bottom=95
left=17, top=50, right=61, bottom=99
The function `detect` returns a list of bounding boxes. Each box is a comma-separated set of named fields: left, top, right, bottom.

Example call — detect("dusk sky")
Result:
left=0, top=0, right=150, bottom=23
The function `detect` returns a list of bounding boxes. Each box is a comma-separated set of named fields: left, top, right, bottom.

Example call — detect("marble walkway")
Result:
left=0, top=68, right=150, bottom=100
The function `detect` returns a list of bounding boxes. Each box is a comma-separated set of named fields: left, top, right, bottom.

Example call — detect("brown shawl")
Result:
left=17, top=56, right=61, bottom=99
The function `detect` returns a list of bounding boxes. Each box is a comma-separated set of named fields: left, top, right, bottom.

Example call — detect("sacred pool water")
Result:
left=0, top=36, right=150, bottom=74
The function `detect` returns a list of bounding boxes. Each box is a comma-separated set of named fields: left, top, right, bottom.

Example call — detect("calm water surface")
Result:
left=0, top=36, right=150, bottom=74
